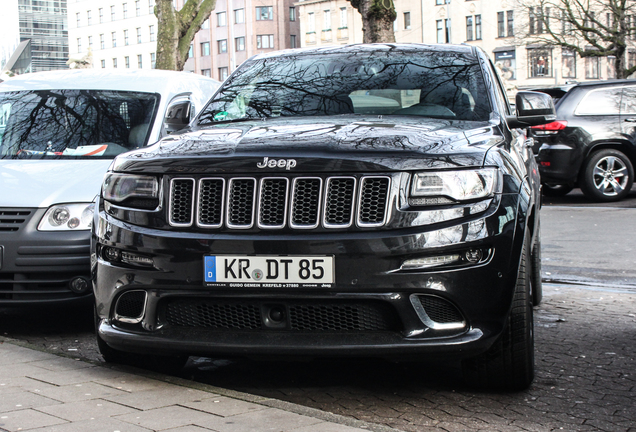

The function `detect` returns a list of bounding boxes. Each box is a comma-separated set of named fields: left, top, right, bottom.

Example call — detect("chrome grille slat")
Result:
left=167, top=175, right=390, bottom=230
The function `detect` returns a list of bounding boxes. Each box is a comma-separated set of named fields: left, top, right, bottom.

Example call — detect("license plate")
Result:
left=204, top=255, right=334, bottom=288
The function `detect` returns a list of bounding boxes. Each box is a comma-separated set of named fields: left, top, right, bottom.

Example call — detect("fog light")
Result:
left=67, top=217, right=80, bottom=229
left=465, top=249, right=483, bottom=263
left=103, top=247, right=121, bottom=262
left=401, top=254, right=461, bottom=270
left=68, top=276, right=90, bottom=294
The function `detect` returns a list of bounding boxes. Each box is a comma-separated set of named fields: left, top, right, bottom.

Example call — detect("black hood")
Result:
left=112, top=116, right=503, bottom=174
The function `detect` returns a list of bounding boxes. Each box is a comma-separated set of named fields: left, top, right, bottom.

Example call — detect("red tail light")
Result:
left=531, top=120, right=568, bottom=131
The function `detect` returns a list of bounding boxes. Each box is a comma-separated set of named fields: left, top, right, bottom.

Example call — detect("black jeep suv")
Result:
left=92, top=44, right=555, bottom=390
left=531, top=80, right=636, bottom=201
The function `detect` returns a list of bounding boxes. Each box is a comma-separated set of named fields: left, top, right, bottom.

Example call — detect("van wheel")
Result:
left=580, top=149, right=634, bottom=202
left=462, top=233, right=534, bottom=391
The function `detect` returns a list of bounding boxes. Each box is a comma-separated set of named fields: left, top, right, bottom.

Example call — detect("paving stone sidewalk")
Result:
left=0, top=340, right=400, bottom=432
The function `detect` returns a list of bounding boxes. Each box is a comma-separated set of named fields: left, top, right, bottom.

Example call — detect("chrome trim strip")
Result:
left=226, top=177, right=256, bottom=229
left=196, top=178, right=226, bottom=228
left=409, top=294, right=466, bottom=330
left=289, top=177, right=323, bottom=229
left=323, top=176, right=356, bottom=229
left=257, top=177, right=289, bottom=229
left=168, top=178, right=195, bottom=227
left=114, top=290, right=148, bottom=325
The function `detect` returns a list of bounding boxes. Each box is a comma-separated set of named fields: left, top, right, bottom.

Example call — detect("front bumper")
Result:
left=93, top=194, right=525, bottom=360
left=0, top=208, right=92, bottom=305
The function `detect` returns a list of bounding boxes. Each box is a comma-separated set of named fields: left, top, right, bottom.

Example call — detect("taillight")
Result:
left=531, top=120, right=568, bottom=131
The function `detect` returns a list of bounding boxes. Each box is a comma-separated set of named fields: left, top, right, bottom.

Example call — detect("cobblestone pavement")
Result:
left=2, top=282, right=635, bottom=432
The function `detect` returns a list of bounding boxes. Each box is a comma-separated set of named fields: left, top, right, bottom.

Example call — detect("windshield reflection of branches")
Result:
left=0, top=90, right=158, bottom=159
left=198, top=50, right=491, bottom=124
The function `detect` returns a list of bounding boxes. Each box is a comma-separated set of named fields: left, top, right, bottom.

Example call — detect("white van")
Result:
left=0, top=69, right=219, bottom=305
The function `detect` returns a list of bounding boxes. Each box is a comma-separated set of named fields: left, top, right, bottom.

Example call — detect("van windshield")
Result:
left=0, top=89, right=159, bottom=159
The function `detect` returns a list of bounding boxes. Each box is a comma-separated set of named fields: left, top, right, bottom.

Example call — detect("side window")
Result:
left=487, top=59, right=510, bottom=116
left=575, top=87, right=622, bottom=115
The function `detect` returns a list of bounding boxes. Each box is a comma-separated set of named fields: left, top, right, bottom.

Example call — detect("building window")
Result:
left=323, top=10, right=331, bottom=30
left=466, top=16, right=473, bottom=41
left=562, top=49, right=576, bottom=78
left=112, top=32, right=117, bottom=48
left=607, top=56, right=616, bottom=79
left=151, top=52, right=156, bottom=69
left=76, top=12, right=80, bottom=27
left=257, top=34, right=274, bottom=49
left=149, top=25, right=155, bottom=42
left=497, top=12, right=505, bottom=38
left=101, top=59, right=106, bottom=68
left=234, top=8, right=244, bottom=24
left=585, top=56, right=600, bottom=79
left=123, top=3, right=128, bottom=19
left=123, top=29, right=129, bottom=45
left=138, top=54, right=143, bottom=68
left=436, top=0, right=450, bottom=4
left=100, top=34, right=105, bottom=49
left=290, top=34, right=297, bottom=48
left=290, top=7, right=296, bottom=21
left=201, top=41, right=210, bottom=56
left=629, top=51, right=636, bottom=76
left=436, top=19, right=444, bottom=43
left=99, top=8, right=104, bottom=23
left=87, top=10, right=92, bottom=25
left=111, top=5, right=116, bottom=21
left=202, top=69, right=211, bottom=77
left=88, top=35, right=93, bottom=49
left=125, top=56, right=130, bottom=68
left=256, top=6, right=273, bottom=21
left=495, top=50, right=516, bottom=80
left=308, top=13, right=315, bottom=32
left=136, top=0, right=140, bottom=16
left=507, top=10, right=514, bottom=37
left=475, top=15, right=481, bottom=40
left=404, top=12, right=411, bottom=30
left=218, top=39, right=227, bottom=53
left=219, top=67, right=229, bottom=81
left=202, top=18, right=209, bottom=29
left=149, top=0, right=155, bottom=15
left=217, top=11, right=226, bottom=26
left=188, top=44, right=193, bottom=57
left=529, top=7, right=536, bottom=34
left=340, top=7, right=347, bottom=28
left=76, top=37, right=81, bottom=53
left=113, top=58, right=118, bottom=68
left=136, top=27, right=142, bottom=43
left=235, top=36, right=245, bottom=51
left=528, top=48, right=551, bottom=77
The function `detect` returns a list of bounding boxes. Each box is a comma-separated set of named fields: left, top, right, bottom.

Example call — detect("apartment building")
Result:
left=183, top=0, right=301, bottom=81
left=296, top=0, right=627, bottom=92
left=19, top=0, right=69, bottom=72
left=68, top=0, right=158, bottom=70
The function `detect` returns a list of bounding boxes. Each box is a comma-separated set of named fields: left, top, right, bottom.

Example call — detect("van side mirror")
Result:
left=507, top=91, right=556, bottom=129
left=164, top=101, right=192, bottom=133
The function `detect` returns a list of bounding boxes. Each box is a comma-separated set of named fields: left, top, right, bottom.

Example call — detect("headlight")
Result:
left=410, top=168, right=498, bottom=205
left=38, top=203, right=95, bottom=231
left=102, top=173, right=159, bottom=209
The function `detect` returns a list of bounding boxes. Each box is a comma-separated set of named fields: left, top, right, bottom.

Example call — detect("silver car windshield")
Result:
left=0, top=89, right=159, bottom=159
left=198, top=49, right=491, bottom=124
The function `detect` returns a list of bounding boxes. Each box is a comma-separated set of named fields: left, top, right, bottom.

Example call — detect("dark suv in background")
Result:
left=531, top=80, right=636, bottom=201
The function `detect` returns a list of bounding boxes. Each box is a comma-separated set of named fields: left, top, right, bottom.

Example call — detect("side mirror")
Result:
left=507, top=91, right=556, bottom=129
left=164, top=101, right=192, bottom=133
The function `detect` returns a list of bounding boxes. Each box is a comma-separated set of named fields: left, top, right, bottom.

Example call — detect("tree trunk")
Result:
left=155, top=0, right=217, bottom=71
left=348, top=0, right=396, bottom=43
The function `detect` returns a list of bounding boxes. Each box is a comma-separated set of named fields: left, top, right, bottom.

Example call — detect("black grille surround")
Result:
left=0, top=208, right=32, bottom=233
left=167, top=174, right=392, bottom=231
left=162, top=298, right=402, bottom=332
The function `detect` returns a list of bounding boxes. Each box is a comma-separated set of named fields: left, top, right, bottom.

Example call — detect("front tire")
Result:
left=462, top=233, right=535, bottom=391
left=580, top=149, right=634, bottom=202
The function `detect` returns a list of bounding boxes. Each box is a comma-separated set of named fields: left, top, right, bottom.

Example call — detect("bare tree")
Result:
left=347, top=0, right=396, bottom=43
left=155, top=0, right=217, bottom=71
left=518, top=0, right=636, bottom=79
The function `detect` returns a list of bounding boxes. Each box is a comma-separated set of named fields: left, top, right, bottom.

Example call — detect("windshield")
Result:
left=198, top=49, right=491, bottom=125
left=0, top=89, right=159, bottom=159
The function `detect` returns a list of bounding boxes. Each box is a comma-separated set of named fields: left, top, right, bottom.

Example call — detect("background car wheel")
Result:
left=531, top=221, right=543, bottom=306
left=542, top=183, right=573, bottom=197
left=580, top=149, right=634, bottom=202
left=462, top=233, right=534, bottom=391
left=95, top=308, right=188, bottom=373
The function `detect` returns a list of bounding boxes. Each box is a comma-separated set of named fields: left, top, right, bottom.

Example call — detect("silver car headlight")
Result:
left=410, top=168, right=499, bottom=205
left=102, top=173, right=159, bottom=208
left=38, top=203, right=95, bottom=231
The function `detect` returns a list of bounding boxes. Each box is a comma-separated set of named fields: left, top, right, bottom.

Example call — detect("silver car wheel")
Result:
left=592, top=155, right=629, bottom=196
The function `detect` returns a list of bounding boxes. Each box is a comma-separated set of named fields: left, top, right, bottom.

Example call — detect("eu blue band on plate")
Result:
left=204, top=256, right=216, bottom=282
